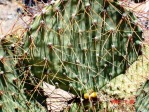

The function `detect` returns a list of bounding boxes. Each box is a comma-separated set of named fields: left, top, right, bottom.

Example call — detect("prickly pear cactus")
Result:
left=0, top=36, right=46, bottom=112
left=135, top=80, right=149, bottom=112
left=0, top=0, right=145, bottom=111
left=23, top=0, right=143, bottom=96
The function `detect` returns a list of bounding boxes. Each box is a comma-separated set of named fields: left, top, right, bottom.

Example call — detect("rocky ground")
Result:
left=0, top=0, right=46, bottom=36
left=0, top=1, right=30, bottom=36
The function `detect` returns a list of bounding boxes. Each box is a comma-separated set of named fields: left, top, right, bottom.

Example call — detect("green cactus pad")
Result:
left=23, top=0, right=143, bottom=95
left=0, top=36, right=47, bottom=112
left=135, top=80, right=149, bottom=112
